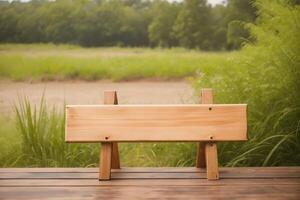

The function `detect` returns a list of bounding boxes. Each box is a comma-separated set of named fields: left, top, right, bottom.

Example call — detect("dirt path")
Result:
left=0, top=81, right=195, bottom=114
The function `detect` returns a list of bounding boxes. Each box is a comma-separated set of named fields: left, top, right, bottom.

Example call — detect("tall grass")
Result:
left=8, top=97, right=100, bottom=167
left=194, top=0, right=300, bottom=166
left=0, top=45, right=234, bottom=81
left=0, top=97, right=198, bottom=167
left=0, top=93, right=298, bottom=167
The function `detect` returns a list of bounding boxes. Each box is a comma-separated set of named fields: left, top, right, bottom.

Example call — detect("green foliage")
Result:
left=209, top=5, right=228, bottom=50
left=227, top=20, right=248, bottom=49
left=0, top=44, right=233, bottom=81
left=226, top=0, right=256, bottom=22
left=225, top=0, right=256, bottom=49
left=0, top=0, right=299, bottom=167
left=173, top=0, right=212, bottom=49
left=0, top=0, right=152, bottom=47
left=148, top=1, right=179, bottom=47
left=0, top=97, right=198, bottom=167
left=194, top=0, right=300, bottom=166
left=0, top=0, right=257, bottom=50
left=12, top=96, right=100, bottom=167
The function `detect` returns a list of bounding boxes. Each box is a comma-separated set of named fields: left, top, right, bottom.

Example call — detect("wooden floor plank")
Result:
left=1, top=171, right=300, bottom=179
left=1, top=186, right=300, bottom=200
left=1, top=167, right=300, bottom=179
left=1, top=178, right=300, bottom=187
left=0, top=167, right=299, bottom=199
left=1, top=167, right=299, bottom=173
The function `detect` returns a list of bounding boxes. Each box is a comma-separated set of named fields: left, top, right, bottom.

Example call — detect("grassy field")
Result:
left=0, top=44, right=234, bottom=167
left=0, top=0, right=299, bottom=168
left=0, top=44, right=235, bottom=81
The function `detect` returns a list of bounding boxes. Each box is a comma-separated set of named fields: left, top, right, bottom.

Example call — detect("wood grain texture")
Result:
left=1, top=166, right=300, bottom=200
left=196, top=88, right=213, bottom=168
left=103, top=91, right=120, bottom=169
left=2, top=178, right=300, bottom=187
left=196, top=142, right=206, bottom=168
left=65, top=104, right=247, bottom=142
left=1, top=167, right=299, bottom=174
left=2, top=168, right=300, bottom=179
left=205, top=142, right=219, bottom=180
left=1, top=167, right=300, bottom=185
left=111, top=143, right=120, bottom=169
left=103, top=91, right=118, bottom=105
left=99, top=142, right=112, bottom=180
left=1, top=185, right=300, bottom=200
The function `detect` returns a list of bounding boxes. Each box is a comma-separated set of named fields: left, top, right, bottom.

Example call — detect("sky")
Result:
left=207, top=0, right=226, bottom=6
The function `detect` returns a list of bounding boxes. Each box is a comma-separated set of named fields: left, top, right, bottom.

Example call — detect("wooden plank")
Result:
left=196, top=88, right=213, bottom=168
left=196, top=142, right=206, bottom=168
left=1, top=178, right=300, bottom=187
left=111, top=143, right=120, bottom=169
left=65, top=104, right=247, bottom=142
left=103, top=91, right=120, bottom=169
left=2, top=170, right=300, bottom=179
left=1, top=167, right=300, bottom=174
left=103, top=91, right=118, bottom=105
left=1, top=185, right=300, bottom=200
left=99, top=142, right=112, bottom=180
left=0, top=172, right=206, bottom=179
left=205, top=142, right=219, bottom=180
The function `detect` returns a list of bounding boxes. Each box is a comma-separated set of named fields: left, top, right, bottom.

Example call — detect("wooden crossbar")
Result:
left=66, top=104, right=247, bottom=142
left=65, top=89, right=248, bottom=181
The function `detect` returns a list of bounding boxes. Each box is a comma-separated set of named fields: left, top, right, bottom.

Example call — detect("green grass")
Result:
left=0, top=97, right=198, bottom=167
left=0, top=0, right=299, bottom=168
left=0, top=44, right=235, bottom=81
left=0, top=94, right=298, bottom=167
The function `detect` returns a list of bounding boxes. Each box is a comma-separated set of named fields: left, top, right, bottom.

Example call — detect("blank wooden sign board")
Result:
left=65, top=89, right=248, bottom=180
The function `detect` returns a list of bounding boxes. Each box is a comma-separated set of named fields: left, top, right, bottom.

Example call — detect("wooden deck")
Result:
left=1, top=167, right=300, bottom=199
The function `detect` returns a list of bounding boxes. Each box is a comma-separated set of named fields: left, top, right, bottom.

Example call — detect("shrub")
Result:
left=194, top=0, right=300, bottom=166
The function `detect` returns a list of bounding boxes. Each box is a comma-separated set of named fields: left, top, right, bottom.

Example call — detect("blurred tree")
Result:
left=225, top=0, right=257, bottom=49
left=44, top=0, right=78, bottom=43
left=148, top=1, right=179, bottom=47
left=172, top=0, right=212, bottom=50
left=210, top=4, right=227, bottom=50
left=0, top=1, right=18, bottom=42
left=0, top=0, right=261, bottom=50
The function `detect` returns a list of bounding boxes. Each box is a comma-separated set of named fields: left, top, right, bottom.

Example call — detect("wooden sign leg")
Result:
left=103, top=91, right=120, bottom=169
left=111, top=142, right=120, bottom=169
left=196, top=143, right=206, bottom=168
left=196, top=89, right=213, bottom=168
left=205, top=142, right=219, bottom=180
left=196, top=88, right=219, bottom=179
left=99, top=142, right=112, bottom=180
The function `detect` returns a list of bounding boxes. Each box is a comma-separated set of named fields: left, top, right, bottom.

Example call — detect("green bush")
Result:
left=194, top=0, right=300, bottom=166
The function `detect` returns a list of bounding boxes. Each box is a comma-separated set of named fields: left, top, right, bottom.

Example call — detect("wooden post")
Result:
left=196, top=88, right=219, bottom=180
left=99, top=91, right=121, bottom=180
left=205, top=142, right=219, bottom=180
left=99, top=142, right=112, bottom=180
left=103, top=91, right=121, bottom=169
left=196, top=89, right=213, bottom=168
left=196, top=142, right=206, bottom=168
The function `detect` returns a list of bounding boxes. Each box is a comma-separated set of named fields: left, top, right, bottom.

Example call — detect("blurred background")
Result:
left=0, top=0, right=299, bottom=168
left=0, top=0, right=256, bottom=50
